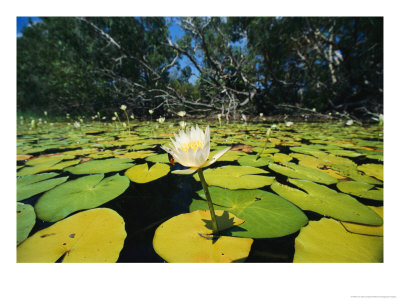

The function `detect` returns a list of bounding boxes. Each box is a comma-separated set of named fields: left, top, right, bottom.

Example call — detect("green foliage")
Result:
left=190, top=187, right=308, bottom=238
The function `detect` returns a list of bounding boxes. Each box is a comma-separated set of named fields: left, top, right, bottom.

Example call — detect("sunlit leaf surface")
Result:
left=35, top=174, right=130, bottom=222
left=271, top=179, right=382, bottom=225
left=190, top=187, right=308, bottom=238
left=193, top=165, right=274, bottom=189
left=153, top=210, right=253, bottom=263
left=17, top=173, right=69, bottom=201
left=17, top=208, right=126, bottom=263
left=293, top=218, right=383, bottom=263
left=65, top=158, right=134, bottom=174
left=17, top=203, right=36, bottom=245
left=125, top=163, right=170, bottom=183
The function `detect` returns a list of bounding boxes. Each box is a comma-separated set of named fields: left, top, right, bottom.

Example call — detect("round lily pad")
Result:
left=358, top=164, right=383, bottom=181
left=17, top=203, right=36, bottom=245
left=125, top=163, right=170, bottom=183
left=153, top=210, right=253, bottom=262
left=337, top=181, right=383, bottom=201
left=193, top=165, right=274, bottom=190
left=17, top=173, right=69, bottom=201
left=65, top=158, right=134, bottom=174
left=293, top=218, right=383, bottom=262
left=268, top=162, right=338, bottom=185
left=35, top=174, right=130, bottom=222
left=145, top=153, right=169, bottom=163
left=237, top=154, right=273, bottom=167
left=271, top=179, right=383, bottom=225
left=341, top=206, right=383, bottom=236
left=17, top=208, right=126, bottom=263
left=190, top=187, right=308, bottom=238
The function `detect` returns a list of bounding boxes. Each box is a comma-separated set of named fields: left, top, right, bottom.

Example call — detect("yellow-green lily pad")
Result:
left=116, top=150, right=155, bottom=159
left=17, top=208, right=126, bottom=263
left=293, top=218, right=383, bottom=262
left=65, top=158, right=134, bottom=174
left=237, top=154, right=273, bottom=167
left=17, top=173, right=69, bottom=201
left=153, top=210, right=253, bottom=262
left=17, top=203, right=36, bottom=245
left=17, top=159, right=81, bottom=176
left=271, top=179, right=382, bottom=225
left=358, top=164, right=383, bottom=181
left=145, top=153, right=169, bottom=163
left=190, top=187, right=308, bottom=238
left=35, top=174, right=130, bottom=222
left=341, top=206, right=383, bottom=236
left=193, top=166, right=274, bottom=190
left=125, top=163, right=170, bottom=183
left=337, top=181, right=383, bottom=201
left=268, top=162, right=338, bottom=185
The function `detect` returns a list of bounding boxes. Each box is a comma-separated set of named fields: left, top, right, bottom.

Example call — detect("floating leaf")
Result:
left=332, top=164, right=382, bottom=184
left=153, top=210, right=253, bottom=262
left=17, top=208, right=126, bottom=263
left=293, top=218, right=383, bottom=262
left=193, top=166, right=274, bottom=189
left=268, top=162, right=338, bottom=185
left=272, top=153, right=292, bottom=163
left=65, top=158, right=134, bottom=174
left=17, top=159, right=81, bottom=176
left=341, top=206, right=383, bottom=236
left=326, top=149, right=363, bottom=157
left=237, top=154, right=273, bottom=167
left=145, top=153, right=169, bottom=163
left=271, top=179, right=382, bottom=225
left=35, top=174, right=130, bottom=222
left=26, top=155, right=75, bottom=166
left=358, top=164, right=383, bottom=181
left=290, top=153, right=345, bottom=179
left=209, top=150, right=246, bottom=162
left=17, top=155, right=33, bottom=161
left=125, top=163, right=170, bottom=183
left=17, top=203, right=36, bottom=245
left=116, top=150, right=155, bottom=159
left=337, top=181, right=383, bottom=201
left=17, top=173, right=69, bottom=201
left=190, top=187, right=308, bottom=238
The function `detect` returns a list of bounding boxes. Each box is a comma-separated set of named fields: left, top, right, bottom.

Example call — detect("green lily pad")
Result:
left=331, top=164, right=382, bottom=185
left=145, top=153, right=170, bottom=163
left=326, top=149, right=363, bottom=157
left=26, top=155, right=75, bottom=166
left=17, top=203, right=36, bottom=245
left=190, top=187, right=308, bottom=238
left=273, top=153, right=292, bottom=163
left=153, top=210, right=253, bottom=263
left=358, top=164, right=383, bottom=181
left=17, top=159, right=81, bottom=176
left=35, top=174, right=130, bottom=222
left=65, top=158, right=134, bottom=174
left=193, top=166, right=274, bottom=190
left=125, top=163, right=170, bottom=183
left=17, top=173, right=69, bottom=201
left=337, top=181, right=383, bottom=201
left=271, top=179, right=382, bottom=225
left=17, top=208, right=126, bottom=263
left=294, top=218, right=383, bottom=263
left=237, top=154, right=273, bottom=167
left=268, top=162, right=338, bottom=185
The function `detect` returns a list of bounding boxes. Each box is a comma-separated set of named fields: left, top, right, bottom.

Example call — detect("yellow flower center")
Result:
left=180, top=140, right=204, bottom=152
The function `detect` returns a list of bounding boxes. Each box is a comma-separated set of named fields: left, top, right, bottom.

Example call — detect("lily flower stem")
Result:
left=123, top=111, right=131, bottom=135
left=197, top=168, right=219, bottom=235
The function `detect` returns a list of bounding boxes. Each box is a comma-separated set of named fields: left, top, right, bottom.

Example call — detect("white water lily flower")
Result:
left=149, top=109, right=154, bottom=115
left=120, top=105, right=127, bottom=111
left=161, top=125, right=230, bottom=175
left=157, top=117, right=165, bottom=124
left=112, top=116, right=117, bottom=121
left=130, top=114, right=134, bottom=119
left=179, top=120, right=186, bottom=129
left=285, top=121, right=294, bottom=127
left=177, top=111, right=186, bottom=117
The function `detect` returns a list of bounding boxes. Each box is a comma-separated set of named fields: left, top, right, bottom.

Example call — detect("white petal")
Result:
left=172, top=168, right=198, bottom=175
left=203, top=147, right=231, bottom=167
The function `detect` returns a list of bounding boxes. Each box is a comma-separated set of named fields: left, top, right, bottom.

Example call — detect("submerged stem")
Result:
left=197, top=168, right=219, bottom=235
